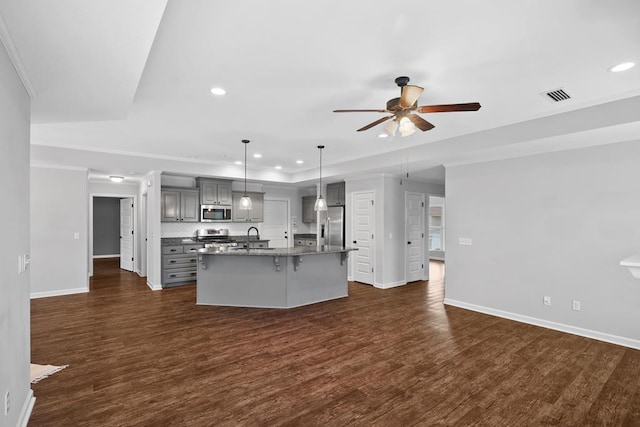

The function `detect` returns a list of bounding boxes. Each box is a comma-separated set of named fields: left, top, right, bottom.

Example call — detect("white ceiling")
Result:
left=2, top=0, right=639, bottom=186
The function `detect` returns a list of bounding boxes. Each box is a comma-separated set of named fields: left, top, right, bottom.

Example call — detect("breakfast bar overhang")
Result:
left=196, top=246, right=356, bottom=308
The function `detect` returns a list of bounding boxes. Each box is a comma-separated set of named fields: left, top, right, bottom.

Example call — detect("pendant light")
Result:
left=239, top=139, right=252, bottom=210
left=314, top=145, right=327, bottom=211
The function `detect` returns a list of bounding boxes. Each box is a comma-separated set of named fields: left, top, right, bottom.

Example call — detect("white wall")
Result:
left=31, top=166, right=89, bottom=297
left=146, top=171, right=162, bottom=289
left=0, top=35, right=33, bottom=427
left=445, top=140, right=640, bottom=349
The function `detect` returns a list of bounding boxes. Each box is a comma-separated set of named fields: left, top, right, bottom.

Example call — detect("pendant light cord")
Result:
left=243, top=139, right=249, bottom=195
left=318, top=145, right=324, bottom=196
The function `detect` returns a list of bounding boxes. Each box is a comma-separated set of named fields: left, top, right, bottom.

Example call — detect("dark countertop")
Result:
left=198, top=246, right=356, bottom=256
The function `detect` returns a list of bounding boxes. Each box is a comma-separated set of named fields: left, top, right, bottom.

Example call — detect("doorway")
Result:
left=428, top=195, right=445, bottom=260
left=90, top=194, right=137, bottom=277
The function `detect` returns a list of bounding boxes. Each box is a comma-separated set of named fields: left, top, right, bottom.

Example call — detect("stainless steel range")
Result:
left=195, top=228, right=238, bottom=250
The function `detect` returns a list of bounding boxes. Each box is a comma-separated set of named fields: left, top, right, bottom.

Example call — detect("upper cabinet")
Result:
left=232, top=192, right=264, bottom=222
left=197, top=178, right=232, bottom=206
left=326, top=182, right=345, bottom=206
left=161, top=188, right=199, bottom=222
left=302, top=195, right=316, bottom=223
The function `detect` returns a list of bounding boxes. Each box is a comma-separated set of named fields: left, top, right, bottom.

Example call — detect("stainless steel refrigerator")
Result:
left=324, top=206, right=345, bottom=247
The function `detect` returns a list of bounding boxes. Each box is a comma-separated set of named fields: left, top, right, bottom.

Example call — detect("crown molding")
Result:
left=0, top=10, right=36, bottom=99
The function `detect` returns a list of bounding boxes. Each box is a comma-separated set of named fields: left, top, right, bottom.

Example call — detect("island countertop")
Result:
left=197, top=245, right=356, bottom=256
left=196, top=245, right=355, bottom=308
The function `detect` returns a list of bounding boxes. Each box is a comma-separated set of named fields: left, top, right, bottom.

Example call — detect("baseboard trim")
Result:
left=374, top=280, right=406, bottom=289
left=147, top=280, right=162, bottom=291
left=30, top=287, right=89, bottom=299
left=444, top=298, right=640, bottom=350
left=18, top=389, right=36, bottom=427
left=93, top=254, right=120, bottom=259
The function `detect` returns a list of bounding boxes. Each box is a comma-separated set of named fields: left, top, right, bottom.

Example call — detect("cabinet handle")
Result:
left=189, top=248, right=197, bottom=252
left=191, top=272, right=196, bottom=276
left=170, top=260, right=177, bottom=264
left=169, top=274, right=176, bottom=278
left=170, top=249, right=177, bottom=252
left=353, top=240, right=357, bottom=244
left=407, top=241, right=412, bottom=245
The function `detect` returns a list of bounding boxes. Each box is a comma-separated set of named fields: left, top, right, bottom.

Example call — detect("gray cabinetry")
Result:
left=326, top=182, right=345, bottom=206
left=161, top=242, right=203, bottom=287
left=161, top=188, right=199, bottom=222
left=232, top=192, right=264, bottom=222
left=197, top=178, right=232, bottom=205
left=302, top=195, right=316, bottom=223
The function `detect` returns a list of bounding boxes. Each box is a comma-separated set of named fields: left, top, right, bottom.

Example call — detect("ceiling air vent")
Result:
left=542, top=88, right=572, bottom=103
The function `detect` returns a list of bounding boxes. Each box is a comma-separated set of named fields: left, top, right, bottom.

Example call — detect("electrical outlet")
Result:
left=572, top=300, right=581, bottom=311
left=458, top=237, right=473, bottom=246
left=4, top=390, right=9, bottom=415
left=543, top=296, right=551, bottom=306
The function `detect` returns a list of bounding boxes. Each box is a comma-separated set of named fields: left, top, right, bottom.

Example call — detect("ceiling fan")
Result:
left=333, top=76, right=481, bottom=137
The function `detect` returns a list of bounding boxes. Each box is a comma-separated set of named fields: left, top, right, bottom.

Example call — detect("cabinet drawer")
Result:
left=183, top=244, right=204, bottom=253
left=294, top=239, right=305, bottom=247
left=163, top=254, right=198, bottom=268
left=162, top=245, right=183, bottom=255
left=162, top=268, right=198, bottom=283
left=306, top=240, right=316, bottom=246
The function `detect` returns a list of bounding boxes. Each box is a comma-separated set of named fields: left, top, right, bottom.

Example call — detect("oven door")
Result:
left=201, top=205, right=232, bottom=222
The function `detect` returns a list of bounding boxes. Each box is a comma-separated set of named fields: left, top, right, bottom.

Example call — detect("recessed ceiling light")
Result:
left=109, top=176, right=124, bottom=183
left=378, top=133, right=389, bottom=138
left=275, top=165, right=282, bottom=170
left=235, top=161, right=242, bottom=165
left=253, top=153, right=262, bottom=158
left=210, top=87, right=226, bottom=95
left=296, top=160, right=304, bottom=164
left=609, top=62, right=635, bottom=72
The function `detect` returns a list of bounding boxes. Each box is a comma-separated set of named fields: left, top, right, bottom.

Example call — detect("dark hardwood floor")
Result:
left=30, top=259, right=640, bottom=426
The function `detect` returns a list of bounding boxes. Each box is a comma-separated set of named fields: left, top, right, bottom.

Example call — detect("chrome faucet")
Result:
left=247, top=226, right=260, bottom=248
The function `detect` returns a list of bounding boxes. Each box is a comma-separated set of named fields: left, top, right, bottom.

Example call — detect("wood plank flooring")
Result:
left=29, top=259, right=640, bottom=426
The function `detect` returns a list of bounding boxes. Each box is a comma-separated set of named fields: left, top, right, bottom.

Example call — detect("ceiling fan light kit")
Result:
left=334, top=76, right=481, bottom=137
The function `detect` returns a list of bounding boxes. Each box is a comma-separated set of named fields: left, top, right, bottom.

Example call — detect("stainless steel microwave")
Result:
left=200, top=205, right=232, bottom=222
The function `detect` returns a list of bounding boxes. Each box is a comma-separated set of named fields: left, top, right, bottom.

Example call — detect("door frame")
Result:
left=405, top=191, right=426, bottom=283
left=263, top=196, right=291, bottom=248
left=89, top=193, right=138, bottom=278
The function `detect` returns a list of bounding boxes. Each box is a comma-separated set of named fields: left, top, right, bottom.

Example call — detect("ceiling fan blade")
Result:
left=408, top=114, right=435, bottom=131
left=399, top=85, right=424, bottom=108
left=417, top=102, right=481, bottom=113
left=333, top=109, right=388, bottom=113
left=356, top=115, right=394, bottom=132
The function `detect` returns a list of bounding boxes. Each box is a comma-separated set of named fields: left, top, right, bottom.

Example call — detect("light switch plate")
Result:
left=458, top=237, right=473, bottom=246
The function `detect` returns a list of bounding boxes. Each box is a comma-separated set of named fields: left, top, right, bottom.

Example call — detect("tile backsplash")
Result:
left=161, top=222, right=264, bottom=238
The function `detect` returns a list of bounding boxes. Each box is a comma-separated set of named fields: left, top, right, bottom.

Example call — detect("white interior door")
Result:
left=120, top=198, right=134, bottom=271
left=352, top=191, right=375, bottom=285
left=406, top=192, right=425, bottom=282
left=262, top=199, right=289, bottom=248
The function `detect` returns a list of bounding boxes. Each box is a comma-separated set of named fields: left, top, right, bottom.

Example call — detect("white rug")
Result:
left=30, top=364, right=68, bottom=384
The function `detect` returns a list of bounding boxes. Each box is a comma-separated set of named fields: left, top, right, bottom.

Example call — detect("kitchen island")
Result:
left=196, top=246, right=356, bottom=308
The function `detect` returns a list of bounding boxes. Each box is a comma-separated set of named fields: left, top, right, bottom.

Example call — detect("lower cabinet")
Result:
left=161, top=243, right=203, bottom=287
